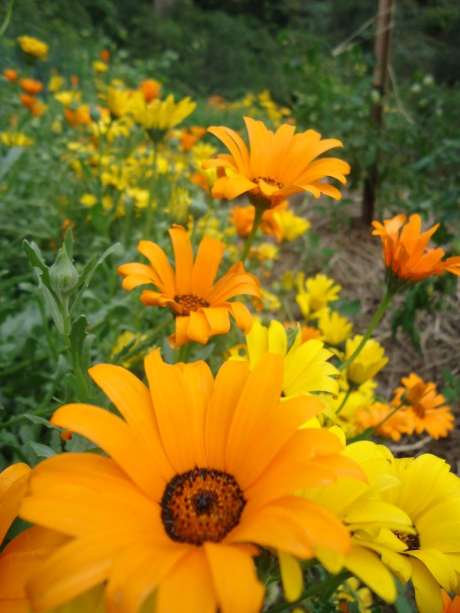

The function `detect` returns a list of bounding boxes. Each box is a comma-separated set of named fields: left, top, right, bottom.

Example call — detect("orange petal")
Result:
left=229, top=301, right=253, bottom=332
left=51, top=404, right=168, bottom=499
left=205, top=360, right=251, bottom=469
left=191, top=236, right=225, bottom=298
left=225, top=354, right=283, bottom=478
left=203, top=307, right=231, bottom=336
left=187, top=310, right=211, bottom=344
left=144, top=349, right=201, bottom=472
left=169, top=226, right=193, bottom=295
left=205, top=543, right=264, bottom=613
left=26, top=537, right=118, bottom=611
left=156, top=549, right=216, bottom=613
left=106, top=542, right=187, bottom=613
left=0, top=463, right=30, bottom=544
left=137, top=240, right=175, bottom=296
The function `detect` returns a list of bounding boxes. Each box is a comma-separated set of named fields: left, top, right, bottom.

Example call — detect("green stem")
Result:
left=335, top=386, right=353, bottom=416
left=340, top=287, right=393, bottom=371
left=241, top=205, right=264, bottom=264
left=373, top=401, right=404, bottom=431
left=144, top=142, right=158, bottom=240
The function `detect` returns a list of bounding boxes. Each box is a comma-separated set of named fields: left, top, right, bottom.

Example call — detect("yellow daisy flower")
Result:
left=246, top=319, right=338, bottom=398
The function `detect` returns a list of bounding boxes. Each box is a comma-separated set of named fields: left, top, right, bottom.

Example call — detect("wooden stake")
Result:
left=362, top=0, right=394, bottom=225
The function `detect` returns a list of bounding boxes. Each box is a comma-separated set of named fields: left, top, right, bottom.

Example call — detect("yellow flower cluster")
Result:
left=17, top=35, right=48, bottom=59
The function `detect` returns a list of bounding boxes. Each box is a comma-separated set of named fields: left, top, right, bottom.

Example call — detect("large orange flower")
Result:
left=0, top=463, right=30, bottom=546
left=118, top=226, right=260, bottom=346
left=20, top=351, right=364, bottom=612
left=372, top=214, right=460, bottom=282
left=203, top=117, right=350, bottom=207
left=392, top=373, right=454, bottom=439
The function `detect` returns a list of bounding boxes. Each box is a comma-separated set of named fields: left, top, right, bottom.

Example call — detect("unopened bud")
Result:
left=49, top=248, right=79, bottom=295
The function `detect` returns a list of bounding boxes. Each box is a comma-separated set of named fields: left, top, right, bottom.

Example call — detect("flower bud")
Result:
left=49, top=248, right=79, bottom=296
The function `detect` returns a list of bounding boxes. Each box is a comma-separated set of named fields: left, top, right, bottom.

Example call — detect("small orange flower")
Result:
left=64, top=105, right=91, bottom=127
left=3, top=68, right=18, bottom=82
left=140, top=78, right=161, bottom=102
left=355, top=402, right=415, bottom=442
left=231, top=202, right=287, bottom=241
left=19, top=78, right=43, bottom=95
left=180, top=126, right=206, bottom=151
left=20, top=93, right=38, bottom=111
left=204, top=117, right=350, bottom=207
left=100, top=48, right=110, bottom=63
left=118, top=226, right=261, bottom=346
left=392, top=373, right=454, bottom=439
left=70, top=74, right=79, bottom=88
left=442, top=591, right=460, bottom=613
left=372, top=214, right=460, bottom=282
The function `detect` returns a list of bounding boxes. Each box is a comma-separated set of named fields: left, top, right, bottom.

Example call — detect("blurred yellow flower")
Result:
left=296, top=273, right=341, bottom=317
left=54, top=90, right=81, bottom=106
left=0, top=131, right=33, bottom=147
left=251, top=242, right=279, bottom=262
left=80, top=193, right=97, bottom=208
left=17, top=35, right=48, bottom=59
left=345, top=335, right=388, bottom=384
left=92, top=60, right=108, bottom=73
left=317, top=308, right=352, bottom=345
left=128, top=93, right=196, bottom=135
left=273, top=208, right=310, bottom=242
left=48, top=73, right=65, bottom=92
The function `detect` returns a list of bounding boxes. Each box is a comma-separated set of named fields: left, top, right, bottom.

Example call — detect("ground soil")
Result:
left=286, top=198, right=460, bottom=471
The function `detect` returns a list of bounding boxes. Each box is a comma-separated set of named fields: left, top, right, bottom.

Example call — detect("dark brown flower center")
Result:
left=394, top=530, right=420, bottom=550
left=254, top=175, right=283, bottom=189
left=161, top=467, right=246, bottom=546
left=174, top=294, right=209, bottom=313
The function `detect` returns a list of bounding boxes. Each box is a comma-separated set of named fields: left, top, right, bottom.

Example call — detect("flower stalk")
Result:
left=340, top=287, right=393, bottom=371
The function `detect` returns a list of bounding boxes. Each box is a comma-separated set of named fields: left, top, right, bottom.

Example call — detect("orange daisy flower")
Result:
left=443, top=591, right=460, bottom=613
left=20, top=351, right=363, bottom=612
left=20, top=93, right=38, bottom=111
left=100, top=49, right=111, bottom=64
left=355, top=401, right=415, bottom=442
left=0, top=463, right=30, bottom=545
left=64, top=105, right=91, bottom=127
left=139, top=79, right=162, bottom=103
left=180, top=126, right=206, bottom=151
left=372, top=214, right=460, bottom=283
left=3, top=68, right=18, bottom=82
left=392, top=373, right=454, bottom=439
left=118, top=225, right=260, bottom=346
left=204, top=117, right=350, bottom=207
left=19, top=78, right=43, bottom=95
left=0, top=463, right=67, bottom=612
left=230, top=202, right=286, bottom=241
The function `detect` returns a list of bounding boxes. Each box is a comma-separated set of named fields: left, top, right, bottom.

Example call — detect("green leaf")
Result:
left=27, top=441, right=56, bottom=459
left=37, top=278, right=65, bottom=334
left=71, top=243, right=121, bottom=311
left=0, top=146, right=23, bottom=181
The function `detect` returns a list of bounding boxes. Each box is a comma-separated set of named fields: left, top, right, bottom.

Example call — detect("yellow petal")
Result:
left=278, top=551, right=303, bottom=602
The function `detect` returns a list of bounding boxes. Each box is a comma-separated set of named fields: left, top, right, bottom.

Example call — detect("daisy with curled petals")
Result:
left=392, top=373, right=454, bottom=440
left=118, top=225, right=260, bottom=346
left=20, top=351, right=365, bottom=613
left=372, top=214, right=460, bottom=284
left=204, top=117, right=350, bottom=208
